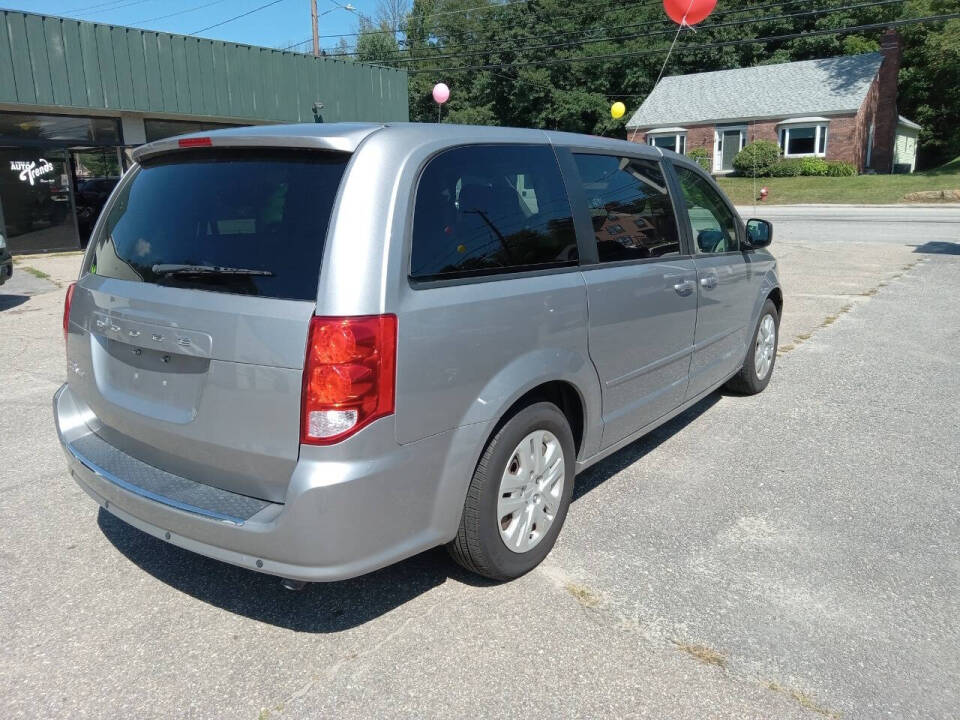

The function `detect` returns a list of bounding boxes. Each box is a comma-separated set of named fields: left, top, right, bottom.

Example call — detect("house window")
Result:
left=778, top=123, right=829, bottom=157
left=647, top=131, right=686, bottom=154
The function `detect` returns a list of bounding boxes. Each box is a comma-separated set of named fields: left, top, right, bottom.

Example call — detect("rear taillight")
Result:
left=63, top=282, right=76, bottom=343
left=178, top=136, right=212, bottom=148
left=301, top=315, right=397, bottom=445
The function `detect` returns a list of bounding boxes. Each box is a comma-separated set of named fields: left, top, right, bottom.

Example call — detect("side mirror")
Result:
left=745, top=218, right=773, bottom=248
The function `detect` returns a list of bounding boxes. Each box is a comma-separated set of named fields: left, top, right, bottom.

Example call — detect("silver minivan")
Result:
left=55, top=123, right=781, bottom=583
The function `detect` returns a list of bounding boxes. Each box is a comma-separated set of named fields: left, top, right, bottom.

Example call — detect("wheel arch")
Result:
left=768, top=286, right=783, bottom=316
left=495, top=380, right=587, bottom=459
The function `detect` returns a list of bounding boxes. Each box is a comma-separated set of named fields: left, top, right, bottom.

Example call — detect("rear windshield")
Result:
left=84, top=149, right=349, bottom=300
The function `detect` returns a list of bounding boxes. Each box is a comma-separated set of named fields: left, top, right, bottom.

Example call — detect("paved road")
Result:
left=1, top=207, right=958, bottom=719
left=738, top=204, right=960, bottom=248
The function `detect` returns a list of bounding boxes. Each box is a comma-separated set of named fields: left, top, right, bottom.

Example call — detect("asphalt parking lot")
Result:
left=1, top=205, right=958, bottom=719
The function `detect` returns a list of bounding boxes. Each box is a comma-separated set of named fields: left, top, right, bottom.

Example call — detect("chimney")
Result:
left=872, top=29, right=902, bottom=172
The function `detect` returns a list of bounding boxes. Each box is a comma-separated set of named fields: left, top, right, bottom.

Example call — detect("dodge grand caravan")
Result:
left=55, top=123, right=781, bottom=583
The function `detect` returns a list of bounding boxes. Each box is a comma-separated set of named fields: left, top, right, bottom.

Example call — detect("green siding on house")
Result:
left=0, top=10, right=409, bottom=123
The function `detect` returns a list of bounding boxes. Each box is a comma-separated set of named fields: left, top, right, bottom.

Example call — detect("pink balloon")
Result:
left=432, top=82, right=450, bottom=105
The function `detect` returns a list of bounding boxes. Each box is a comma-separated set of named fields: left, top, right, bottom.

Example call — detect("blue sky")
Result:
left=5, top=0, right=372, bottom=54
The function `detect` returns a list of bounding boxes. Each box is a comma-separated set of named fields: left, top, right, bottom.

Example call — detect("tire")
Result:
left=448, top=402, right=575, bottom=581
left=726, top=298, right=779, bottom=395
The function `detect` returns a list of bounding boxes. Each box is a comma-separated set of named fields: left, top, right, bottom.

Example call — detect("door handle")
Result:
left=673, top=280, right=695, bottom=296
left=700, top=275, right=718, bottom=290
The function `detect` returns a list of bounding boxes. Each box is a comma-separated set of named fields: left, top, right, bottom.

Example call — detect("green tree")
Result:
left=345, top=0, right=959, bottom=164
left=899, top=2, right=960, bottom=166
left=355, top=18, right=402, bottom=64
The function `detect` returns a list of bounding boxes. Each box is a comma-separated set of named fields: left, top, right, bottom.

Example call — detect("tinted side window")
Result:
left=410, top=145, right=577, bottom=280
left=675, top=166, right=739, bottom=254
left=572, top=154, right=680, bottom=262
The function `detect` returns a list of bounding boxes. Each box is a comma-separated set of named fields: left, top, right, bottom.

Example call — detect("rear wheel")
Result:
left=448, top=402, right=575, bottom=580
left=726, top=298, right=779, bottom=395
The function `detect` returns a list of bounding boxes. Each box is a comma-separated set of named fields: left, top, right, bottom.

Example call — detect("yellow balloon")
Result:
left=611, top=101, right=626, bottom=119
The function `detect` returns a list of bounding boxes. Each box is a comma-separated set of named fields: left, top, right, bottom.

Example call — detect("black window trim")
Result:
left=79, top=164, right=141, bottom=277
left=557, top=145, right=693, bottom=267
left=405, top=142, right=582, bottom=287
left=408, top=262, right=583, bottom=289
left=664, top=157, right=747, bottom=258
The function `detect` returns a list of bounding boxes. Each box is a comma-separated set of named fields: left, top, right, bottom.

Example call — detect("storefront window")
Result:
left=73, top=150, right=122, bottom=244
left=0, top=111, right=125, bottom=252
left=0, top=148, right=75, bottom=253
left=0, top=112, right=120, bottom=145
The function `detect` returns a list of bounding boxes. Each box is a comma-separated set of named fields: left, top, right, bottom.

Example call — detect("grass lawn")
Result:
left=716, top=157, right=960, bottom=205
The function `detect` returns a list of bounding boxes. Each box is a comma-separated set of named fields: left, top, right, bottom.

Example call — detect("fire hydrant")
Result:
left=759, top=186, right=769, bottom=201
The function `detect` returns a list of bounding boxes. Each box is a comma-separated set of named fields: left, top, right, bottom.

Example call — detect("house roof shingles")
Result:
left=626, top=52, right=884, bottom=129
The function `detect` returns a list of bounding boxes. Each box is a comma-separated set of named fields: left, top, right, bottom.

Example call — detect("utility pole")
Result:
left=311, top=0, right=320, bottom=56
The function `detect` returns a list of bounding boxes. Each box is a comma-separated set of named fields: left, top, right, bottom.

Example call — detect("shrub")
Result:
left=767, top=157, right=858, bottom=177
left=732, top=140, right=781, bottom=177
left=768, top=158, right=805, bottom=177
left=825, top=160, right=857, bottom=177
left=686, top=147, right=711, bottom=172
left=798, top=157, right=829, bottom=176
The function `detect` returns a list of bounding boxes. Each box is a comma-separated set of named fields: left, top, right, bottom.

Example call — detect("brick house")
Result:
left=626, top=30, right=920, bottom=174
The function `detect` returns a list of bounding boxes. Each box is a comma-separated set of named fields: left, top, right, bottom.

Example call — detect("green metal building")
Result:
left=0, top=9, right=409, bottom=253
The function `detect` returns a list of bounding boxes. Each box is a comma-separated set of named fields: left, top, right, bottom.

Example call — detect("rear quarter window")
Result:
left=410, top=144, right=578, bottom=281
left=84, top=148, right=349, bottom=301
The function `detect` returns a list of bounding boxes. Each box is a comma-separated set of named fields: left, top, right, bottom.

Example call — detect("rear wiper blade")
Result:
left=152, top=264, right=274, bottom=277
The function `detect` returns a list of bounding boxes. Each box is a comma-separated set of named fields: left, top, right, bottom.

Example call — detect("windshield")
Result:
left=84, top=148, right=349, bottom=300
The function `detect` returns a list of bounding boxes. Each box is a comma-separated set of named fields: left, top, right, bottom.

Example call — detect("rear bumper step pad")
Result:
left=67, top=432, right=271, bottom=525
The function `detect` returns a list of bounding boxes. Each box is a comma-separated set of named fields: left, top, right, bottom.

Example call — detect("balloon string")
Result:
left=627, top=0, right=698, bottom=143
left=630, top=22, right=684, bottom=143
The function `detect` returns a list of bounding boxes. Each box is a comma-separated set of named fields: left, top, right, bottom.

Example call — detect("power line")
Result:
left=133, top=0, right=233, bottom=25
left=192, top=0, right=289, bottom=34
left=62, top=0, right=153, bottom=14
left=309, top=0, right=665, bottom=52
left=418, top=0, right=536, bottom=21
left=419, top=0, right=664, bottom=29
left=423, top=0, right=807, bottom=49
left=385, top=0, right=907, bottom=65
left=311, top=0, right=693, bottom=53
left=322, top=0, right=871, bottom=57
left=311, top=0, right=667, bottom=40
left=408, top=13, right=960, bottom=74
left=490, top=69, right=646, bottom=98
left=314, top=0, right=545, bottom=41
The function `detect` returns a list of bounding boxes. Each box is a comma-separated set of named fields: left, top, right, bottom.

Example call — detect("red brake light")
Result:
left=178, top=136, right=212, bottom=148
left=63, top=282, right=76, bottom=342
left=301, top=315, right=397, bottom=445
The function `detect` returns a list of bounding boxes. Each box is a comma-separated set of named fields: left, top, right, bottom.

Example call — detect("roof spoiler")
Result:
left=132, top=123, right=384, bottom=163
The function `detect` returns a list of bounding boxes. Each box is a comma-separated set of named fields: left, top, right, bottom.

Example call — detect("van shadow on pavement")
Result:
left=98, top=392, right=721, bottom=632
left=0, top=294, right=30, bottom=311
left=573, top=393, right=720, bottom=501
left=912, top=241, right=960, bottom=255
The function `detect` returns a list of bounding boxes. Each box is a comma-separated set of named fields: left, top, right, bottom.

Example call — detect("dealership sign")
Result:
left=10, top=158, right=55, bottom=186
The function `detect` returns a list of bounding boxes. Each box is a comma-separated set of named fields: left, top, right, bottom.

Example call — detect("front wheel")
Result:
left=726, top=298, right=779, bottom=395
left=448, top=402, right=575, bottom=581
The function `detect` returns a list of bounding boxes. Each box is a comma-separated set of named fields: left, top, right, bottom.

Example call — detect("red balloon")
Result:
left=663, top=0, right=716, bottom=25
